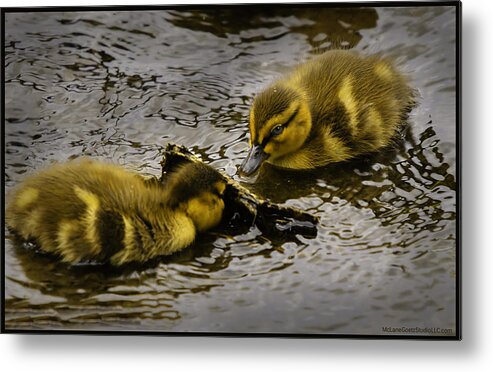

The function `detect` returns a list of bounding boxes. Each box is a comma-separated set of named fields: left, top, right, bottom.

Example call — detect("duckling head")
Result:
left=239, top=83, right=312, bottom=176
left=166, top=162, right=226, bottom=232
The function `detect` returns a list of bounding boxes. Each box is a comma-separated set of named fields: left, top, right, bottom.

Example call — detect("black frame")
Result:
left=1, top=1, right=462, bottom=339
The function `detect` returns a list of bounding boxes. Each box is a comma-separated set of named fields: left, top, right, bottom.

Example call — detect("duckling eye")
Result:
left=212, top=188, right=224, bottom=198
left=271, top=125, right=284, bottom=136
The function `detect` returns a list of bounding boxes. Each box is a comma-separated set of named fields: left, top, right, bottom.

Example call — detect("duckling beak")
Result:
left=240, top=144, right=269, bottom=176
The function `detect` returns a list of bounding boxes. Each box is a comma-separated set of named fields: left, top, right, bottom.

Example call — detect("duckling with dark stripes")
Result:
left=239, top=49, right=415, bottom=176
left=6, top=159, right=226, bottom=266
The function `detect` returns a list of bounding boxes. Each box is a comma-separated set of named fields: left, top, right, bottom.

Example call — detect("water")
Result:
left=3, top=5, right=457, bottom=335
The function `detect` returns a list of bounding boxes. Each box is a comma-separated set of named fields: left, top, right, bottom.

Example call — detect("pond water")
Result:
left=3, top=5, right=458, bottom=335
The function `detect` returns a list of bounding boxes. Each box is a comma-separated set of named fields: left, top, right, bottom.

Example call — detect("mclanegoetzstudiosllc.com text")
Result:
left=382, top=326, right=454, bottom=335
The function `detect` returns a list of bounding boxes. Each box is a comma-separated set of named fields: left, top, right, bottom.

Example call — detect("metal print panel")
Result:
left=2, top=1, right=461, bottom=338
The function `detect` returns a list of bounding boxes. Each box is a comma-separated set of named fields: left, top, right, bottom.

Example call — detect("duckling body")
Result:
left=240, top=50, right=415, bottom=175
left=6, top=159, right=226, bottom=266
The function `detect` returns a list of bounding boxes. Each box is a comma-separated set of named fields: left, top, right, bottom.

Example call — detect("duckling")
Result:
left=239, top=49, right=415, bottom=176
left=5, top=159, right=226, bottom=266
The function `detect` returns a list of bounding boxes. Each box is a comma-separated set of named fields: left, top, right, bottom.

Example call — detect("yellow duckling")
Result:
left=239, top=49, right=415, bottom=176
left=6, top=159, right=226, bottom=266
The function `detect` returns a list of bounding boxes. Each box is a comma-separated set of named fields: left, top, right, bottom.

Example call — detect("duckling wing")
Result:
left=299, top=51, right=414, bottom=163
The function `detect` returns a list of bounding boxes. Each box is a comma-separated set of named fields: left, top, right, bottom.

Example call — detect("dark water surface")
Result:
left=4, top=5, right=457, bottom=335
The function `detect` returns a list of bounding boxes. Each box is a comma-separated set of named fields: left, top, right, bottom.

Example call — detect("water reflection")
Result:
left=249, top=125, right=455, bottom=232
left=165, top=7, right=378, bottom=49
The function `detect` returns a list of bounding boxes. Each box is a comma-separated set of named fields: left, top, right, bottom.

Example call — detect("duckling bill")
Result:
left=240, top=50, right=415, bottom=176
left=5, top=159, right=226, bottom=266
